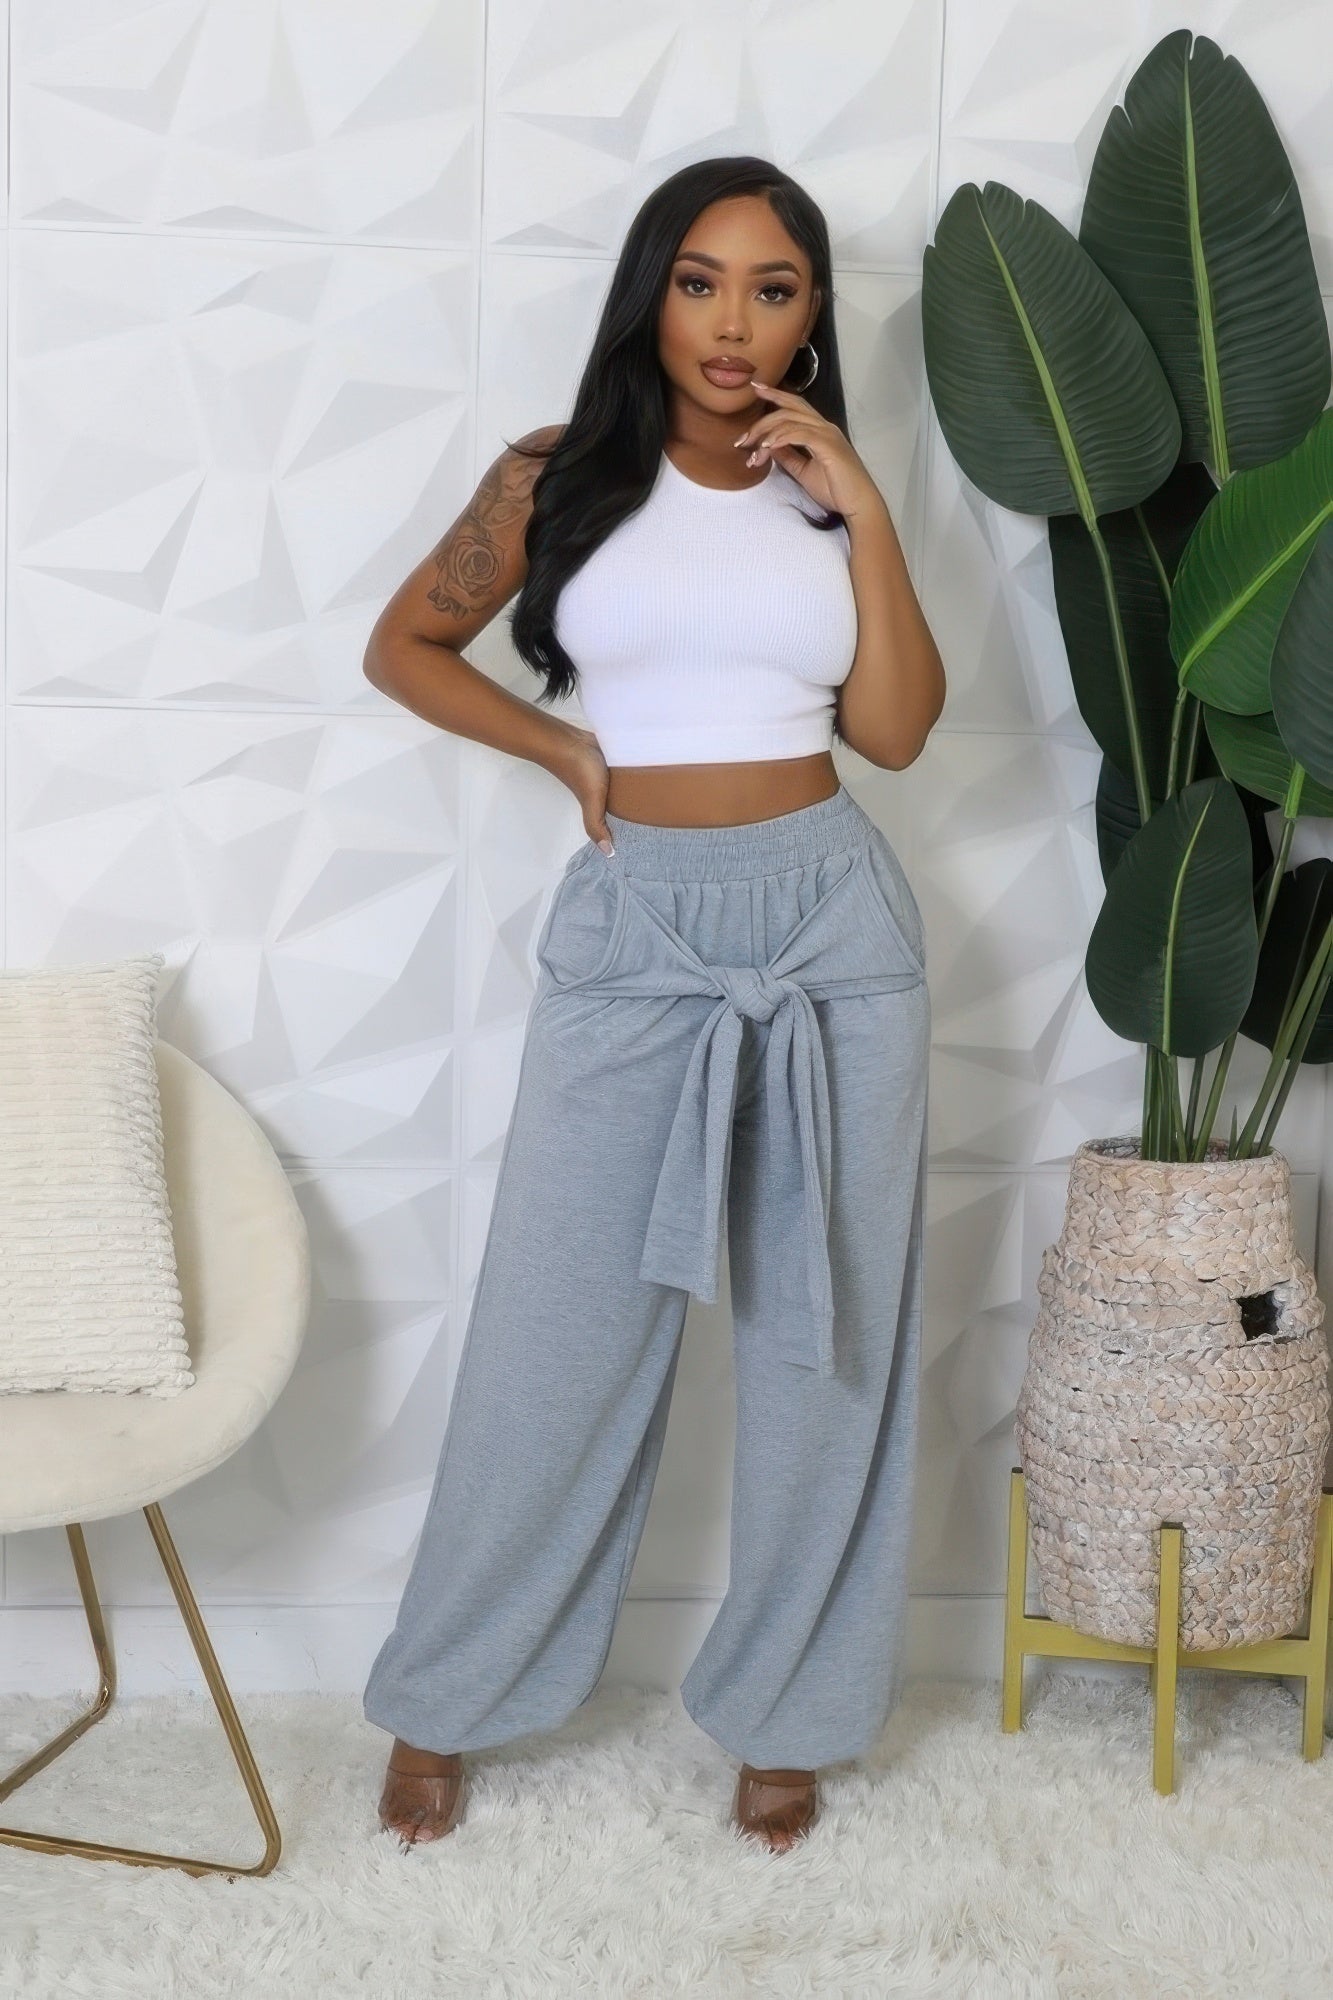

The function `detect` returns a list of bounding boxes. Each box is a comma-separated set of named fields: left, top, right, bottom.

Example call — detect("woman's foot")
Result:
left=377, top=1739, right=467, bottom=1846
left=731, top=1763, right=819, bottom=1851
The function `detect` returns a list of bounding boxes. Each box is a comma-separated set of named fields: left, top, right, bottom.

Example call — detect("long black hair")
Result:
left=506, top=155, right=850, bottom=707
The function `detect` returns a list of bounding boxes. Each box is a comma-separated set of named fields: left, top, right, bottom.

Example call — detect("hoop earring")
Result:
left=787, top=341, right=819, bottom=391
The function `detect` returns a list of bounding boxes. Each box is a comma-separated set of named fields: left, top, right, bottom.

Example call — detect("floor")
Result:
left=3, top=1673, right=1333, bottom=1998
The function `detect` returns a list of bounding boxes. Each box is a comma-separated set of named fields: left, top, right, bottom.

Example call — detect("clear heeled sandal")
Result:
left=377, top=1749, right=467, bottom=1846
left=731, top=1763, right=819, bottom=1850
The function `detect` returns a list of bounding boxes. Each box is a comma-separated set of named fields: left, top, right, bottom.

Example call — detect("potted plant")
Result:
left=921, top=27, right=1333, bottom=1648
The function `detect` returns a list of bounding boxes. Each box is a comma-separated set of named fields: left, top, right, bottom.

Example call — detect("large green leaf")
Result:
left=1095, top=756, right=1156, bottom=883
left=1239, top=859, right=1333, bottom=1062
left=1080, top=31, right=1329, bottom=478
left=1085, top=777, right=1258, bottom=1053
left=1203, top=699, right=1333, bottom=815
left=1050, top=460, right=1216, bottom=791
left=1096, top=742, right=1276, bottom=890
left=922, top=181, right=1180, bottom=518
left=1270, top=517, right=1333, bottom=790
left=1170, top=406, right=1333, bottom=708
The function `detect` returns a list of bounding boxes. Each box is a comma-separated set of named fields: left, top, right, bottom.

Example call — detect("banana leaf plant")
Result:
left=921, top=27, right=1332, bottom=1161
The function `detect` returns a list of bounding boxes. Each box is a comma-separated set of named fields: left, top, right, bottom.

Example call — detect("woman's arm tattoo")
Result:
left=426, top=444, right=546, bottom=621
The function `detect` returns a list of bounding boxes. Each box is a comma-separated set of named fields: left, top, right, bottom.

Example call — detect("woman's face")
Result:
left=658, top=194, right=820, bottom=423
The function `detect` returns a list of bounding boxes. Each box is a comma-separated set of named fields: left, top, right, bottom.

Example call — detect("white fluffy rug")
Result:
left=3, top=1672, right=1333, bottom=1997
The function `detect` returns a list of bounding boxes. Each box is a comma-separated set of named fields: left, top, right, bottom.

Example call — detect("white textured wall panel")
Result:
left=10, top=0, right=482, bottom=244
left=2, top=0, right=1329, bottom=1698
left=8, top=233, right=478, bottom=707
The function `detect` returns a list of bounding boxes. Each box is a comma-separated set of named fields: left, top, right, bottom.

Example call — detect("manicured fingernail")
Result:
left=598, top=838, right=615, bottom=856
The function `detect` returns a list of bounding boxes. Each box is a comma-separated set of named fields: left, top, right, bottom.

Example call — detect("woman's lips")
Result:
left=701, top=361, right=753, bottom=387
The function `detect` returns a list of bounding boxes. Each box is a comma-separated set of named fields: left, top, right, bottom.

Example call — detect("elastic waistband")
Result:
left=602, top=784, right=871, bottom=879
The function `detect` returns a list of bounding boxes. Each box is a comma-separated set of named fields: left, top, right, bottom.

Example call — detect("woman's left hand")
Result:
left=735, top=382, right=883, bottom=520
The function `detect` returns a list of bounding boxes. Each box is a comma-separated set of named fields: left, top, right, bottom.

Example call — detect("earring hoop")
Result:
left=788, top=341, right=819, bottom=391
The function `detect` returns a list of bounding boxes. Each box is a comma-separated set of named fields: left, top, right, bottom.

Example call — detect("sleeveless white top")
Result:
left=553, top=449, right=858, bottom=765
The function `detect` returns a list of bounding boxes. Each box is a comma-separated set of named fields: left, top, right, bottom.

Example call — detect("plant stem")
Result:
left=1088, top=524, right=1152, bottom=827
left=1183, top=1047, right=1205, bottom=1151
left=1256, top=952, right=1333, bottom=1153
left=1156, top=687, right=1206, bottom=1159
left=1164, top=682, right=1204, bottom=798
left=1179, top=816, right=1296, bottom=1159
left=1234, top=916, right=1333, bottom=1155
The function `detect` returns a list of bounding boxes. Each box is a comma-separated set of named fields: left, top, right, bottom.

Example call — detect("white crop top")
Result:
left=553, top=449, right=858, bottom=765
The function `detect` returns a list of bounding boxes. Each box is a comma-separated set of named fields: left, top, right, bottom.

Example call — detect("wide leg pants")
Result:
left=362, top=784, right=931, bottom=1769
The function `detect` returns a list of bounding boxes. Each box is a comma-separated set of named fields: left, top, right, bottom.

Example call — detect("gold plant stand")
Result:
left=0, top=1502, right=281, bottom=1877
left=1002, top=1467, right=1333, bottom=1795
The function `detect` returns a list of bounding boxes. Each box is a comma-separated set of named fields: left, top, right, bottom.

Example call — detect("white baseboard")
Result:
left=0, top=1594, right=1129, bottom=1701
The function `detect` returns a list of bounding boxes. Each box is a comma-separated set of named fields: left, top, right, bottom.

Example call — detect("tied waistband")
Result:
left=570, top=836, right=921, bottom=1378
left=638, top=955, right=835, bottom=1372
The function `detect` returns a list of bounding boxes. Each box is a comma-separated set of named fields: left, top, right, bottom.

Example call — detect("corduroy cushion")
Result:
left=0, top=1040, right=311, bottom=1532
left=0, top=952, right=192, bottom=1396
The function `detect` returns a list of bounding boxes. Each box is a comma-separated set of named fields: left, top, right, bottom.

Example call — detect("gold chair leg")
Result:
left=0, top=1502, right=281, bottom=1878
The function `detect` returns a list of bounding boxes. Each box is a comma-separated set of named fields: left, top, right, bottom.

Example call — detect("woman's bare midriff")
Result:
left=604, top=750, right=840, bottom=829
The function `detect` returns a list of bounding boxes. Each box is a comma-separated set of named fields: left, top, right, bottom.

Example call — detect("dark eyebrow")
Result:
left=672, top=252, right=802, bottom=277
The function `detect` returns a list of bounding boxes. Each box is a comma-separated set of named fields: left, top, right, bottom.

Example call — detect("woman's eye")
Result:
left=677, top=277, right=796, bottom=303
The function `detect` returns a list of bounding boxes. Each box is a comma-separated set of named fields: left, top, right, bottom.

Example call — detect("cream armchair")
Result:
left=0, top=1040, right=311, bottom=1878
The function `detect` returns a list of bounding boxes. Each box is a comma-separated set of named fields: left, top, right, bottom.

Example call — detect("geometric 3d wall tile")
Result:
left=11, top=0, right=482, bottom=245
left=8, top=230, right=477, bottom=706
left=7, top=1, right=1327, bottom=1695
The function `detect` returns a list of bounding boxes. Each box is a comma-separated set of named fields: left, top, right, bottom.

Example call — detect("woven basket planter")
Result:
left=1015, top=1134, right=1331, bottom=1650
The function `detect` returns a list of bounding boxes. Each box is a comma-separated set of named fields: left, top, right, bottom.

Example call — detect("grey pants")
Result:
left=362, top=784, right=930, bottom=1769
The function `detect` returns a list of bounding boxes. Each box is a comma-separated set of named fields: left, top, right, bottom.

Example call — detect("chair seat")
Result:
left=0, top=1040, right=310, bottom=1533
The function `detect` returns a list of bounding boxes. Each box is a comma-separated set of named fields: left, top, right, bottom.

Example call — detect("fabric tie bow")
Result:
left=543, top=845, right=923, bottom=1378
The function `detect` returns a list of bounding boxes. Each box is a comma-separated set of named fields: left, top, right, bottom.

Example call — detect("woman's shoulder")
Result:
left=507, top=422, right=567, bottom=463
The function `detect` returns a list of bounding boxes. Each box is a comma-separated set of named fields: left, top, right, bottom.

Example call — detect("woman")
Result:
left=361, top=154, right=945, bottom=1854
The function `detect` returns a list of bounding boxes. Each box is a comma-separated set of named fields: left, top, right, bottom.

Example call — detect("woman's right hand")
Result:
left=548, top=723, right=615, bottom=854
